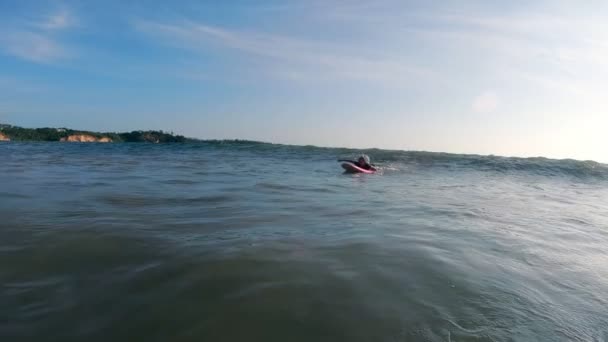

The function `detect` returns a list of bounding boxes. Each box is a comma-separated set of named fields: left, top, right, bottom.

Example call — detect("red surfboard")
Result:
left=341, top=162, right=376, bottom=174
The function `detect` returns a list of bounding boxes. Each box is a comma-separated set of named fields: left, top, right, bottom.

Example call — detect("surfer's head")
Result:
left=358, top=154, right=370, bottom=165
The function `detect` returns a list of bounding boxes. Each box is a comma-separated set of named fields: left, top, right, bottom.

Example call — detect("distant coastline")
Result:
left=0, top=123, right=191, bottom=143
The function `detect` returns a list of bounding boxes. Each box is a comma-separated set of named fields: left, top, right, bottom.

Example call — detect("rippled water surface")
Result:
left=1, top=142, right=608, bottom=341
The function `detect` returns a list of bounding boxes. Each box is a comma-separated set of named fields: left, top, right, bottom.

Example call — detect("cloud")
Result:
left=472, top=92, right=499, bottom=113
left=0, top=31, right=67, bottom=63
left=134, top=19, right=440, bottom=85
left=0, top=9, right=75, bottom=63
left=38, top=9, right=75, bottom=30
left=394, top=9, right=608, bottom=100
left=132, top=2, right=608, bottom=95
left=428, top=11, right=608, bottom=69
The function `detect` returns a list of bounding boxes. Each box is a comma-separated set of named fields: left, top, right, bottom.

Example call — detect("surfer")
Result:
left=356, top=154, right=376, bottom=171
left=339, top=154, right=376, bottom=171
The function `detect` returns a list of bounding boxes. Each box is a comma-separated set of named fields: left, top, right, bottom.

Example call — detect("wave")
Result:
left=377, top=152, right=607, bottom=180
left=187, top=141, right=608, bottom=180
left=9, top=140, right=605, bottom=180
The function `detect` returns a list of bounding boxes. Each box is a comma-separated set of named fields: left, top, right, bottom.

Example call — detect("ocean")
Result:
left=1, top=142, right=607, bottom=341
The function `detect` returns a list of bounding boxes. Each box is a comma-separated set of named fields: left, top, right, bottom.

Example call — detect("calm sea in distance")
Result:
left=1, top=142, right=607, bottom=341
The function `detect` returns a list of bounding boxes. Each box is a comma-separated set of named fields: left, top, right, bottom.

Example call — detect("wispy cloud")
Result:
left=0, top=31, right=68, bottom=63
left=37, top=9, right=75, bottom=30
left=0, top=8, right=75, bottom=63
left=303, top=1, right=608, bottom=93
left=424, top=11, right=608, bottom=69
left=134, top=19, right=439, bottom=85
left=394, top=10, right=608, bottom=99
left=132, top=1, right=608, bottom=95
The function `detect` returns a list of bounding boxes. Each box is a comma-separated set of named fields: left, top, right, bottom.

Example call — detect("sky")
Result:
left=0, top=0, right=607, bottom=162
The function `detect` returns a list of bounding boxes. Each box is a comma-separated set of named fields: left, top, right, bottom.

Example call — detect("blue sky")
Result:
left=1, top=1, right=607, bottom=162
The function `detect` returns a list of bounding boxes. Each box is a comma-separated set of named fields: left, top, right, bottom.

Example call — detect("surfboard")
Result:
left=341, top=162, right=376, bottom=174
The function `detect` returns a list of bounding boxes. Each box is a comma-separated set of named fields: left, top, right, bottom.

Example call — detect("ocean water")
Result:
left=1, top=142, right=607, bottom=341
